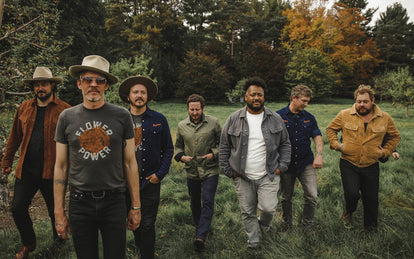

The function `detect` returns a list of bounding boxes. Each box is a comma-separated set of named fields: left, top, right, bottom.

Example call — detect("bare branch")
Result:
left=0, top=15, right=43, bottom=41
left=5, top=91, right=32, bottom=96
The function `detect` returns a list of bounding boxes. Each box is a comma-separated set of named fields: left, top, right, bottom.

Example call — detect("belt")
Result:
left=70, top=186, right=124, bottom=199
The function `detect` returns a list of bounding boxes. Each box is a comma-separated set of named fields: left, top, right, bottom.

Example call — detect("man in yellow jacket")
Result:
left=326, top=85, right=400, bottom=231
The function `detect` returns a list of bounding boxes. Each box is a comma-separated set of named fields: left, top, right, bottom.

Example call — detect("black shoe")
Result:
left=194, top=238, right=205, bottom=252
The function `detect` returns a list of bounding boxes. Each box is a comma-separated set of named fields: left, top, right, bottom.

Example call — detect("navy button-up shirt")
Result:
left=276, top=105, right=321, bottom=173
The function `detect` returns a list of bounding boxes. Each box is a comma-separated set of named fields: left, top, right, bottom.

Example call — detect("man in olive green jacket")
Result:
left=326, top=85, right=400, bottom=230
left=174, top=94, right=221, bottom=251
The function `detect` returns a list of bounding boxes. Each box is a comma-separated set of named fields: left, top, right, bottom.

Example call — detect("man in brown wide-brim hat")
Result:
left=53, top=55, right=141, bottom=258
left=118, top=75, right=173, bottom=259
left=2, top=66, right=71, bottom=259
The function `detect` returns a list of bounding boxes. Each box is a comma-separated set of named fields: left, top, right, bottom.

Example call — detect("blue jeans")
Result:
left=69, top=191, right=127, bottom=259
left=281, top=164, right=318, bottom=226
left=187, top=174, right=219, bottom=241
left=11, top=175, right=57, bottom=246
left=340, top=159, right=379, bottom=228
left=233, top=175, right=279, bottom=246
left=127, top=182, right=160, bottom=259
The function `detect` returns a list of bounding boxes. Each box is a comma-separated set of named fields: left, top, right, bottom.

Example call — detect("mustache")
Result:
left=134, top=98, right=144, bottom=102
left=87, top=88, right=100, bottom=93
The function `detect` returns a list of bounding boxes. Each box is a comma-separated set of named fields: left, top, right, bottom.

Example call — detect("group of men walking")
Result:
left=1, top=54, right=400, bottom=258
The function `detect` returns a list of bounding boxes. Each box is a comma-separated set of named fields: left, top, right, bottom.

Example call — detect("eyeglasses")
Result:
left=80, top=77, right=107, bottom=85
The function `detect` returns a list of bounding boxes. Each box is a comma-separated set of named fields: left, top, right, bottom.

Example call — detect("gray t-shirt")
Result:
left=55, top=103, right=135, bottom=191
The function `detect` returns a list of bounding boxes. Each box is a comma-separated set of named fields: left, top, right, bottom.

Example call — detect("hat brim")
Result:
left=23, top=77, right=63, bottom=86
left=69, top=65, right=118, bottom=84
left=119, top=76, right=158, bottom=103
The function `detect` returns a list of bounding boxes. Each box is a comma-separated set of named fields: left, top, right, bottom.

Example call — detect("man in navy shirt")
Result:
left=276, top=85, right=323, bottom=231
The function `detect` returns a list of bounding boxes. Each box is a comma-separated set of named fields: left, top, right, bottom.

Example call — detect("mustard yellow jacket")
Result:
left=326, top=104, right=400, bottom=167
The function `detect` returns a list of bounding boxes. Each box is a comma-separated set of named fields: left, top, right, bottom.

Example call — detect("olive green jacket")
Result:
left=175, top=114, right=222, bottom=180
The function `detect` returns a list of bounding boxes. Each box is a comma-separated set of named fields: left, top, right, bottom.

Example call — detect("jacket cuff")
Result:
left=174, top=152, right=185, bottom=162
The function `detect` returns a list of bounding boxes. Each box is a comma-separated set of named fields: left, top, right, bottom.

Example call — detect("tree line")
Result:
left=1, top=0, right=413, bottom=110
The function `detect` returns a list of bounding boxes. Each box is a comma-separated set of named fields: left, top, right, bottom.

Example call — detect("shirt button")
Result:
left=143, top=138, right=146, bottom=141
left=143, top=129, right=145, bottom=131
left=143, top=149, right=146, bottom=151
left=143, top=158, right=146, bottom=162
left=195, top=141, right=198, bottom=145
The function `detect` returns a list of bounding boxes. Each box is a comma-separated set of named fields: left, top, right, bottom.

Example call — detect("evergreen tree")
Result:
left=373, top=3, right=414, bottom=73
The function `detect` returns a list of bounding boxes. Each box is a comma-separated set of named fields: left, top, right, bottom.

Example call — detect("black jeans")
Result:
left=127, top=182, right=161, bottom=259
left=187, top=174, right=219, bottom=241
left=340, top=159, right=379, bottom=228
left=69, top=190, right=127, bottom=259
left=11, top=175, right=57, bottom=246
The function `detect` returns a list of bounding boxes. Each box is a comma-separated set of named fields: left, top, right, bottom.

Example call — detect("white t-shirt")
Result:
left=245, top=111, right=267, bottom=180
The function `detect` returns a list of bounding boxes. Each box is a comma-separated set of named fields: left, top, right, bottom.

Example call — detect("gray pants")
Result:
left=281, top=164, right=318, bottom=226
left=233, top=175, right=279, bottom=246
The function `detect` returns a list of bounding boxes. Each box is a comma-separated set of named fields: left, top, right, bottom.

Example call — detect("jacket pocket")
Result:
left=228, top=128, right=241, bottom=137
left=344, top=123, right=358, bottom=141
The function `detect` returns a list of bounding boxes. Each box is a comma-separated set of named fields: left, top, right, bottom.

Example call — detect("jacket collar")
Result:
left=186, top=113, right=206, bottom=126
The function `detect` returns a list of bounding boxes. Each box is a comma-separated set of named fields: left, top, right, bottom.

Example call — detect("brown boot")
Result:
left=15, top=242, right=36, bottom=259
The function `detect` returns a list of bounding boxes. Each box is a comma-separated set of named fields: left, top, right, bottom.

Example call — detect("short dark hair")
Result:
left=290, top=85, right=312, bottom=100
left=186, top=94, right=205, bottom=108
left=243, top=77, right=267, bottom=92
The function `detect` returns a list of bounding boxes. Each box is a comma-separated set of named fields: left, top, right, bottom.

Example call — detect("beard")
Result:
left=247, top=101, right=264, bottom=112
left=35, top=91, right=52, bottom=102
left=86, top=95, right=102, bottom=102
left=130, top=98, right=147, bottom=108
left=357, top=107, right=371, bottom=116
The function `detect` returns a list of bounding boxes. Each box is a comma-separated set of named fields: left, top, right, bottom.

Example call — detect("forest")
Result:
left=0, top=0, right=413, bottom=110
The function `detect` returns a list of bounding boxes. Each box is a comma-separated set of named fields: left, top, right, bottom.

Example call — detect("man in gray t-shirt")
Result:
left=53, top=55, right=141, bottom=259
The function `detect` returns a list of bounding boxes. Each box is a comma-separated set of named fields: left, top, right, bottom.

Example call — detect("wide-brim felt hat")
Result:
left=119, top=75, right=158, bottom=103
left=23, top=67, right=63, bottom=86
left=68, top=55, right=118, bottom=84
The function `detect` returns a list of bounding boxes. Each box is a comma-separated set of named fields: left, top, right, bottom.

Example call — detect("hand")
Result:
left=55, top=214, right=71, bottom=240
left=181, top=156, right=193, bottom=163
left=313, top=155, right=323, bottom=169
left=336, top=144, right=343, bottom=152
left=127, top=209, right=141, bottom=230
left=202, top=153, right=214, bottom=160
left=392, top=152, right=400, bottom=160
left=276, top=168, right=281, bottom=175
left=146, top=174, right=160, bottom=184
left=1, top=167, right=11, bottom=175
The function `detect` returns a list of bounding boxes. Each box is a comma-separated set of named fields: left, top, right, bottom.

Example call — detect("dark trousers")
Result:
left=187, top=174, right=219, bottom=241
left=127, top=182, right=161, bottom=259
left=69, top=191, right=127, bottom=259
left=340, top=159, right=379, bottom=228
left=11, top=175, right=57, bottom=246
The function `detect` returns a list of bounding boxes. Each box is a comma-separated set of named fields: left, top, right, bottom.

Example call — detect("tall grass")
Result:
left=0, top=101, right=413, bottom=258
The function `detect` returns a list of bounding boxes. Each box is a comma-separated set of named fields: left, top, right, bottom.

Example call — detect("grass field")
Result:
left=0, top=100, right=413, bottom=258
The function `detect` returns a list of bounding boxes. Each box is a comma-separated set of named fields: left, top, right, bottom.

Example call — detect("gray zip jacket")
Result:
left=219, top=106, right=291, bottom=181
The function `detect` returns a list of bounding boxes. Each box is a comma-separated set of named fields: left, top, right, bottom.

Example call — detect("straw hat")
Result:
left=68, top=55, right=118, bottom=84
left=23, top=67, right=63, bottom=86
left=119, top=76, right=158, bottom=103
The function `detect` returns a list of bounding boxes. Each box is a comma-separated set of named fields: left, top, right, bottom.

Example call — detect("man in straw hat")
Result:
left=53, top=55, right=141, bottom=258
left=119, top=75, right=173, bottom=259
left=1, top=66, right=70, bottom=259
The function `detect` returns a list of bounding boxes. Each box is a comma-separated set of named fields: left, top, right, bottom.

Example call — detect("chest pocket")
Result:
left=228, top=128, right=241, bottom=137
left=344, top=123, right=358, bottom=141
left=151, top=124, right=162, bottom=135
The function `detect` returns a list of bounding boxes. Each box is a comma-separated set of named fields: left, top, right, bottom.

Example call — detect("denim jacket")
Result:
left=219, top=106, right=291, bottom=181
left=139, top=107, right=174, bottom=189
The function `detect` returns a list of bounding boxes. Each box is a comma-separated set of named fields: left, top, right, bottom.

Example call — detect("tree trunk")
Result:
left=0, top=0, right=5, bottom=27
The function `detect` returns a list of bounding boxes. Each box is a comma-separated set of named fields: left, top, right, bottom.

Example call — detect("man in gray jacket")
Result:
left=219, top=77, right=291, bottom=248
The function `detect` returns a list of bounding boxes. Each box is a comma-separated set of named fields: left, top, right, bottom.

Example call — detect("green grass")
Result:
left=0, top=100, right=413, bottom=258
